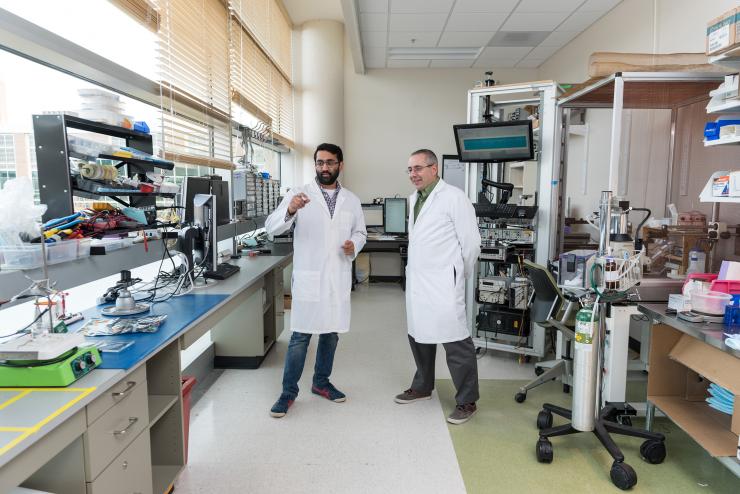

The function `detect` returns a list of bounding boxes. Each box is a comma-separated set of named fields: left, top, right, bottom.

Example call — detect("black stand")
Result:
left=535, top=402, right=666, bottom=490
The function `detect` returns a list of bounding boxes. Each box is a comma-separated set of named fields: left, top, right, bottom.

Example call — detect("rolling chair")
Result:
left=514, top=260, right=582, bottom=404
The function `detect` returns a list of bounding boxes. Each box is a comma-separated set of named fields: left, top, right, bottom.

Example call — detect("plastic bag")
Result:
left=0, top=177, right=46, bottom=246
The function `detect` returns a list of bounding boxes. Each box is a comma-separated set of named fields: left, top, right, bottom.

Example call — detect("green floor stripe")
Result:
left=436, top=379, right=739, bottom=493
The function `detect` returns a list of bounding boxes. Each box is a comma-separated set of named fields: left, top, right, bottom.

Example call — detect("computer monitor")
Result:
left=383, top=198, right=407, bottom=235
left=453, top=121, right=534, bottom=163
left=362, top=204, right=383, bottom=228
left=184, top=176, right=231, bottom=225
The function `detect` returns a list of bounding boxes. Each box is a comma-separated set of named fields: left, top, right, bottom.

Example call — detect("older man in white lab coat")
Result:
left=394, top=149, right=482, bottom=424
left=265, top=143, right=367, bottom=418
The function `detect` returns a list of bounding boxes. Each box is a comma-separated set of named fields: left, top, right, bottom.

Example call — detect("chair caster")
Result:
left=535, top=438, right=553, bottom=463
left=562, top=383, right=571, bottom=393
left=536, top=410, right=553, bottom=430
left=534, top=366, right=545, bottom=376
left=610, top=461, right=637, bottom=490
left=640, top=439, right=666, bottom=464
left=514, top=392, right=526, bottom=403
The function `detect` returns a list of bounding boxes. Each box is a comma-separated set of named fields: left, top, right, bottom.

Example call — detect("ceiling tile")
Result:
left=429, top=59, right=475, bottom=68
left=527, top=44, right=561, bottom=59
left=473, top=58, right=519, bottom=68
left=438, top=31, right=495, bottom=47
left=389, top=13, right=448, bottom=31
left=488, top=30, right=550, bottom=47
left=477, top=46, right=533, bottom=61
left=390, top=0, right=454, bottom=13
left=453, top=0, right=518, bottom=12
left=541, top=30, right=579, bottom=46
left=445, top=13, right=508, bottom=31
left=516, top=0, right=583, bottom=12
left=359, top=0, right=388, bottom=13
left=501, top=12, right=570, bottom=31
left=361, top=31, right=388, bottom=47
left=363, top=46, right=386, bottom=68
left=517, top=58, right=546, bottom=68
left=387, top=59, right=431, bottom=68
left=557, top=11, right=605, bottom=32
left=388, top=31, right=441, bottom=47
left=360, top=13, right=388, bottom=31
left=580, top=0, right=622, bottom=12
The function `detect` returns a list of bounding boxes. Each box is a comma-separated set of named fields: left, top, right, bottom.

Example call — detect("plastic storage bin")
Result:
left=558, top=249, right=596, bottom=288
left=182, top=376, right=197, bottom=463
left=44, top=240, right=78, bottom=265
left=0, top=245, right=43, bottom=270
left=690, top=291, right=733, bottom=315
left=77, top=238, right=92, bottom=259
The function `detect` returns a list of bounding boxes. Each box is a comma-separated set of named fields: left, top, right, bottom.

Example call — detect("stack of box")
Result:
left=707, top=7, right=740, bottom=56
left=255, top=175, right=265, bottom=217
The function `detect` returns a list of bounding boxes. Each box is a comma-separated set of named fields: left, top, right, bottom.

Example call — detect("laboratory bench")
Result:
left=0, top=249, right=292, bottom=494
left=638, top=303, right=740, bottom=477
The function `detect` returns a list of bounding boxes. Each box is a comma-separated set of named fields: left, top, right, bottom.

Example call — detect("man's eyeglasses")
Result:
left=406, top=164, right=434, bottom=175
left=315, top=159, right=339, bottom=168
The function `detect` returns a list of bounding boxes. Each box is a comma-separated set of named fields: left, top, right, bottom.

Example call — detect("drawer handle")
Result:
left=112, top=381, right=136, bottom=398
left=113, top=417, right=138, bottom=436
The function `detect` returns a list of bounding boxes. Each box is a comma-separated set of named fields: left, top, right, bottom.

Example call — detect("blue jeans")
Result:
left=281, top=331, right=339, bottom=399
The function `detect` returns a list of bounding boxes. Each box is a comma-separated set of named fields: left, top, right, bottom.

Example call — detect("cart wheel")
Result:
left=562, top=383, right=571, bottom=393
left=640, top=439, right=666, bottom=464
left=534, top=366, right=545, bottom=376
left=610, top=461, right=637, bottom=490
left=514, top=392, right=526, bottom=403
left=537, top=410, right=553, bottom=430
left=536, top=439, right=553, bottom=463
left=618, top=416, right=632, bottom=427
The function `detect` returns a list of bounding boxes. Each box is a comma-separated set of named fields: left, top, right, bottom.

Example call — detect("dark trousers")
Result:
left=408, top=335, right=480, bottom=405
left=281, top=331, right=339, bottom=400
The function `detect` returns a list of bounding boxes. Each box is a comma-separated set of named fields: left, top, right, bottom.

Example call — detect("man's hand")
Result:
left=342, top=240, right=355, bottom=256
left=287, top=193, right=310, bottom=215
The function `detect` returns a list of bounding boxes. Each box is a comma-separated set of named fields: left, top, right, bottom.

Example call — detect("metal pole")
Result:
left=708, top=202, right=720, bottom=272
left=598, top=191, right=612, bottom=256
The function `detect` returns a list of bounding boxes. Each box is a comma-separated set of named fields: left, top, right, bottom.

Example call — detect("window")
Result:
left=0, top=134, right=15, bottom=167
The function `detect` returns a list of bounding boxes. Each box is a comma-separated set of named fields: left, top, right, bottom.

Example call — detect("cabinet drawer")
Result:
left=85, top=382, right=149, bottom=481
left=87, top=429, right=153, bottom=494
left=88, top=365, right=147, bottom=425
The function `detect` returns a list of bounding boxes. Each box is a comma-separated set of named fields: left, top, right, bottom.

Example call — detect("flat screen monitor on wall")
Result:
left=453, top=120, right=534, bottom=163
left=362, top=204, right=383, bottom=228
left=383, top=198, right=407, bottom=235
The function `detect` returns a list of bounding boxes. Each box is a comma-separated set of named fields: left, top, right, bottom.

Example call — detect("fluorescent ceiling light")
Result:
left=387, top=47, right=482, bottom=60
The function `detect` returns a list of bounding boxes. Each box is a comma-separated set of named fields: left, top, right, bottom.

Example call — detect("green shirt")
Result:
left=414, top=177, right=440, bottom=222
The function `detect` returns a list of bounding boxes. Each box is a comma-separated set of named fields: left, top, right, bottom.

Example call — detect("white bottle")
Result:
left=686, top=250, right=706, bottom=275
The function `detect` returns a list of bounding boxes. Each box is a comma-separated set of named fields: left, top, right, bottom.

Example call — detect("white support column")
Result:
left=608, top=75, right=624, bottom=193
left=299, top=20, right=344, bottom=183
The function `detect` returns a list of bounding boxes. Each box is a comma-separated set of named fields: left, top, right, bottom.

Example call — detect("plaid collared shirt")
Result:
left=284, top=180, right=342, bottom=221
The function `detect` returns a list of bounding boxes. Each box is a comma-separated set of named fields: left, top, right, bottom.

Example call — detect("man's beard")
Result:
left=316, top=169, right=339, bottom=185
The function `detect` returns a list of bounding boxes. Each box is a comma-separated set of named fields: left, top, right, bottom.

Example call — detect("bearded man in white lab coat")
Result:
left=265, top=143, right=367, bottom=418
left=394, top=149, right=482, bottom=424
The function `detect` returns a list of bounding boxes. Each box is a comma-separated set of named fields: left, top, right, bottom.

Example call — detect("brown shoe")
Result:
left=447, top=402, right=477, bottom=424
left=394, top=388, right=432, bottom=404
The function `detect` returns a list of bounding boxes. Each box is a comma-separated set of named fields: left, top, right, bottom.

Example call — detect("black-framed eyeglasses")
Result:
left=406, top=164, right=434, bottom=175
left=315, top=159, right=339, bottom=168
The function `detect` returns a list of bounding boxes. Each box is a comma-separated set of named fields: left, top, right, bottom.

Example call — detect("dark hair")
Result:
left=314, top=143, right=343, bottom=163
left=410, top=148, right=438, bottom=166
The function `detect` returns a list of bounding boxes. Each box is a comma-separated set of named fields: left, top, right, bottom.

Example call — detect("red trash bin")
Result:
left=181, top=375, right=197, bottom=463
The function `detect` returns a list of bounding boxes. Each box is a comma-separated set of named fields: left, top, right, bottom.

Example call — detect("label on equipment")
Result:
left=575, top=319, right=594, bottom=349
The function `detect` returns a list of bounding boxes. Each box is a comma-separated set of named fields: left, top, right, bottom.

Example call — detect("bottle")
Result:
left=686, top=249, right=706, bottom=275
left=604, top=257, right=618, bottom=290
left=575, top=304, right=596, bottom=346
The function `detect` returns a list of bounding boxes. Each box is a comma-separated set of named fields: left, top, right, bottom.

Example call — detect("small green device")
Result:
left=0, top=346, right=102, bottom=387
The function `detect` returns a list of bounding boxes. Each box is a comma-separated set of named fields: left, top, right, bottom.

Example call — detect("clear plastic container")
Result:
left=45, top=240, right=79, bottom=265
left=690, top=290, right=733, bottom=315
left=0, top=245, right=43, bottom=270
left=77, top=238, right=92, bottom=259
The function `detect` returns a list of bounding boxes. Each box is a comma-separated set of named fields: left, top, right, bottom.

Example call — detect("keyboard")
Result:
left=474, top=203, right=538, bottom=219
left=204, top=262, right=241, bottom=280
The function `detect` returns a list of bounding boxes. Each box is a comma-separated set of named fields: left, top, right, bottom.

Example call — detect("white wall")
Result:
left=538, top=0, right=740, bottom=83
left=342, top=46, right=539, bottom=201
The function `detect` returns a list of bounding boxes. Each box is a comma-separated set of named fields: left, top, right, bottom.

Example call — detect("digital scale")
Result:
left=677, top=310, right=725, bottom=324
left=0, top=333, right=101, bottom=387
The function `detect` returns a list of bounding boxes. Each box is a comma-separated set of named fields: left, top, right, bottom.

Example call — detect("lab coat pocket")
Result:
left=292, top=270, right=321, bottom=302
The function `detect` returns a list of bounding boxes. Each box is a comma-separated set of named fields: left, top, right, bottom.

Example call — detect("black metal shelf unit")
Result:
left=33, top=114, right=171, bottom=221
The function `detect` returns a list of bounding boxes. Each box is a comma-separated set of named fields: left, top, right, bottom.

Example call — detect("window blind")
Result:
left=230, top=0, right=291, bottom=78
left=108, top=0, right=160, bottom=32
left=157, top=0, right=233, bottom=168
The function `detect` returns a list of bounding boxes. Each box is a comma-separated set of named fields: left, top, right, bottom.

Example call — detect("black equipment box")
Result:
left=476, top=305, right=530, bottom=338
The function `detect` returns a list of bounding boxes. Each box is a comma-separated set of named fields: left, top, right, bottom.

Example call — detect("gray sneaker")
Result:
left=394, top=388, right=432, bottom=404
left=447, top=403, right=477, bottom=424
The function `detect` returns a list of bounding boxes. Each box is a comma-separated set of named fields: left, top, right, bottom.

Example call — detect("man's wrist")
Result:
left=287, top=207, right=296, bottom=215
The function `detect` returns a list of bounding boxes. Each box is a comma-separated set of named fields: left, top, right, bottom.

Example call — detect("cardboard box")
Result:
left=648, top=324, right=740, bottom=457
left=706, top=7, right=739, bottom=55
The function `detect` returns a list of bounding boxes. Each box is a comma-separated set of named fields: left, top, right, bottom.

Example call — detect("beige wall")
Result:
left=538, top=0, right=739, bottom=82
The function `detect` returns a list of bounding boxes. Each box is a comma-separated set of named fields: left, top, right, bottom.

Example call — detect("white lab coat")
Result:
left=405, top=179, right=481, bottom=344
left=265, top=180, right=367, bottom=334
